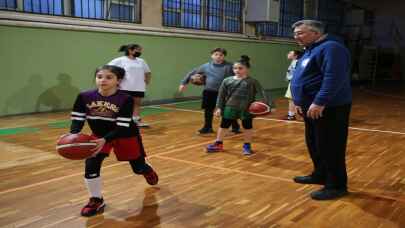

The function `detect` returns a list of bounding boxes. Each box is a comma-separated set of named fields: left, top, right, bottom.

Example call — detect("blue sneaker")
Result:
left=242, top=144, right=253, bottom=156
left=206, top=142, right=223, bottom=153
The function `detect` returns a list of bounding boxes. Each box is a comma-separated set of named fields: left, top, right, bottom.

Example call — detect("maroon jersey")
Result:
left=70, top=89, right=140, bottom=141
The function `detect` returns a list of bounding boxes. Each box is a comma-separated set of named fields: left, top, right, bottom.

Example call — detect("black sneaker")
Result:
left=198, top=127, right=214, bottom=134
left=80, top=197, right=105, bottom=217
left=293, top=175, right=325, bottom=185
left=310, top=187, right=348, bottom=200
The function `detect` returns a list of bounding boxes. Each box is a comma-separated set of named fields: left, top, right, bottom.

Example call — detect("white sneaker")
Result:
left=137, top=120, right=149, bottom=127
left=133, top=117, right=149, bottom=127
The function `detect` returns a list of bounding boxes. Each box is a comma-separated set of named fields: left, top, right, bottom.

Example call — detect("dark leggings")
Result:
left=204, top=108, right=240, bottom=130
left=220, top=118, right=252, bottom=129
left=202, top=90, right=239, bottom=130
left=84, top=153, right=151, bottom=179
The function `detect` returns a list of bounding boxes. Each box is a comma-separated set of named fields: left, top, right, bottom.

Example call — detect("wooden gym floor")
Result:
left=0, top=85, right=405, bottom=228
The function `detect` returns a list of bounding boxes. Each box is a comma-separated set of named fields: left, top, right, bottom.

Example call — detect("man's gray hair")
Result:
left=292, top=20, right=325, bottom=34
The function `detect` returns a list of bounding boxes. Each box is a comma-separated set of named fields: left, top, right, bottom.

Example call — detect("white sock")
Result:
left=288, top=111, right=295, bottom=116
left=132, top=116, right=141, bottom=121
left=84, top=177, right=102, bottom=198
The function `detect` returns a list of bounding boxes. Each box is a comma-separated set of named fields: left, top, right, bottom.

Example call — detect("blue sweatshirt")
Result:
left=181, top=61, right=234, bottom=91
left=291, top=35, right=352, bottom=108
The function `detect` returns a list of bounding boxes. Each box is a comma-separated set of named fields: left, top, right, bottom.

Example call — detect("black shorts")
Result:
left=120, top=90, right=145, bottom=98
left=201, top=90, right=218, bottom=110
left=221, top=118, right=253, bottom=129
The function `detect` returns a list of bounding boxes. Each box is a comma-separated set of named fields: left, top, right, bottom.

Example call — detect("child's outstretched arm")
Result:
left=70, top=94, right=86, bottom=134
left=179, top=64, right=205, bottom=92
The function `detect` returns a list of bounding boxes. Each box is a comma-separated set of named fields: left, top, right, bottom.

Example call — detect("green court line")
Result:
left=0, top=127, right=40, bottom=136
left=140, top=106, right=172, bottom=117
left=47, top=107, right=172, bottom=128
left=48, top=121, right=71, bottom=129
left=0, top=102, right=186, bottom=135
left=172, top=100, right=201, bottom=110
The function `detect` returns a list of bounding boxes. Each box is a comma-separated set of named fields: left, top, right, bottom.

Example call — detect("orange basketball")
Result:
left=248, top=101, right=271, bottom=116
left=56, top=133, right=97, bottom=160
left=190, top=74, right=206, bottom=85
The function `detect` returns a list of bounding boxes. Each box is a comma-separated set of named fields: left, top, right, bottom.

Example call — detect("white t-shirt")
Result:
left=108, top=56, right=151, bottom=92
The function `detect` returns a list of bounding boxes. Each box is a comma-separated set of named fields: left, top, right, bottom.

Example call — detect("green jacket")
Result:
left=216, top=76, right=267, bottom=111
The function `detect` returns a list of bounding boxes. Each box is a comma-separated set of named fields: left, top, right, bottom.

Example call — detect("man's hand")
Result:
left=307, top=103, right=325, bottom=119
left=90, top=138, right=106, bottom=157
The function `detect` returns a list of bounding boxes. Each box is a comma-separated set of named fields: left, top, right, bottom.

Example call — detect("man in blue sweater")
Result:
left=290, top=20, right=352, bottom=200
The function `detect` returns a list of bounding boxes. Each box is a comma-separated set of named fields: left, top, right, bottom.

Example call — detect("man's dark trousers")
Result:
left=302, top=103, right=351, bottom=189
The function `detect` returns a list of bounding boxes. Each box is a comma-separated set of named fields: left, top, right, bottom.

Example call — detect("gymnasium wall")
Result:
left=0, top=25, right=297, bottom=116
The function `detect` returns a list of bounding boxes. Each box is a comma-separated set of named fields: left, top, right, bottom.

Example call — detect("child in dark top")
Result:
left=69, top=65, right=158, bottom=217
left=206, top=56, right=268, bottom=155
left=179, top=48, right=240, bottom=134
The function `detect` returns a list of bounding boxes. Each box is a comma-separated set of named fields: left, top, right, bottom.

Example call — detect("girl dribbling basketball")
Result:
left=68, top=65, right=158, bottom=217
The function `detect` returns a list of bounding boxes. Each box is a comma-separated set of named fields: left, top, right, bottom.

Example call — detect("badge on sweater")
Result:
left=301, top=58, right=310, bottom=68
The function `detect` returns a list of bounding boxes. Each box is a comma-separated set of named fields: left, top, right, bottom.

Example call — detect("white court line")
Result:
left=149, top=105, right=405, bottom=136
left=348, top=127, right=405, bottom=135
left=0, top=127, right=250, bottom=196
left=0, top=106, right=403, bottom=204
left=0, top=101, right=200, bottom=130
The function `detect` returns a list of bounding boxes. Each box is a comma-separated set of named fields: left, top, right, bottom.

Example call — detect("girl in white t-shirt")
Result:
left=109, top=44, right=152, bottom=127
left=284, top=50, right=302, bottom=121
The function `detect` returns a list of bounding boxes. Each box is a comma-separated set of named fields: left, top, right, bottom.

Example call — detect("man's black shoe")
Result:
left=293, top=175, right=325, bottom=185
left=310, top=188, right=348, bottom=200
left=198, top=127, right=214, bottom=134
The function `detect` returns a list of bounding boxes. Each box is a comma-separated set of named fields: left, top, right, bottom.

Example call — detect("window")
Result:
left=181, top=0, right=202, bottom=28
left=163, top=0, right=243, bottom=33
left=73, top=0, right=103, bottom=19
left=256, top=0, right=346, bottom=38
left=223, top=0, right=241, bottom=33
left=0, top=0, right=141, bottom=23
left=279, top=0, right=303, bottom=37
left=24, top=0, right=63, bottom=15
left=256, top=22, right=278, bottom=37
left=162, top=0, right=180, bottom=28
left=317, top=0, right=344, bottom=34
left=255, top=0, right=303, bottom=38
left=207, top=0, right=221, bottom=31
left=0, top=0, right=16, bottom=10
left=110, top=1, right=135, bottom=22
left=163, top=0, right=202, bottom=29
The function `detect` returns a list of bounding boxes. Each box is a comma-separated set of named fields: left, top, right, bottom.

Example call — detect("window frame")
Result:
left=107, top=0, right=140, bottom=22
left=0, top=0, right=141, bottom=23
left=0, top=0, right=18, bottom=10
left=162, top=0, right=243, bottom=34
